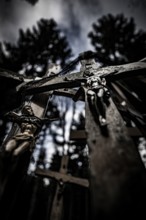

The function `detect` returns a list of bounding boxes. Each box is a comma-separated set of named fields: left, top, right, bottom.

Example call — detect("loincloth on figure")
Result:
left=12, top=132, right=35, bottom=151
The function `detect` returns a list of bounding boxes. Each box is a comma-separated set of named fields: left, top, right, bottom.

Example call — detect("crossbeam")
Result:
left=35, top=154, right=89, bottom=220
left=18, top=60, right=146, bottom=96
left=2, top=52, right=146, bottom=220
left=70, top=130, right=86, bottom=140
left=35, top=168, right=89, bottom=188
left=49, top=155, right=68, bottom=220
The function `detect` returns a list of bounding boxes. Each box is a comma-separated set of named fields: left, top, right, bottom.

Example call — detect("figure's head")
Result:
left=22, top=105, right=34, bottom=116
left=87, top=76, right=101, bottom=88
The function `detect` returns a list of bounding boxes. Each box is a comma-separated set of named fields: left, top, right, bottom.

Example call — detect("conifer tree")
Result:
left=88, top=14, right=146, bottom=65
left=0, top=18, right=72, bottom=77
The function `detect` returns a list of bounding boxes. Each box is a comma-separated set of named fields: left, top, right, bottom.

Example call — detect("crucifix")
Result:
left=0, top=66, right=58, bottom=201
left=2, top=63, right=60, bottom=156
left=35, top=154, right=89, bottom=220
left=1, top=51, right=146, bottom=219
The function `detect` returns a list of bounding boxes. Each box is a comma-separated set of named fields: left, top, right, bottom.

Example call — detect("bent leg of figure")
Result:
left=13, top=141, right=30, bottom=156
left=5, top=139, right=17, bottom=152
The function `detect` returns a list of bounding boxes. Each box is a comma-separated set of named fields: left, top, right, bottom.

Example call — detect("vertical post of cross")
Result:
left=80, top=55, right=146, bottom=219
left=49, top=155, right=69, bottom=220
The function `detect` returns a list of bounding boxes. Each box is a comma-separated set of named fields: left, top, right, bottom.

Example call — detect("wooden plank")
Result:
left=70, top=130, right=86, bottom=140
left=53, top=88, right=84, bottom=101
left=30, top=93, right=50, bottom=118
left=49, top=155, right=69, bottom=220
left=53, top=88, right=77, bottom=98
left=19, top=71, right=85, bottom=96
left=85, top=88, right=146, bottom=219
left=35, top=169, right=89, bottom=188
left=18, top=60, right=146, bottom=96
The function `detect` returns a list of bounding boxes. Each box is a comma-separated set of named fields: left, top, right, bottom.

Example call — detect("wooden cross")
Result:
left=18, top=55, right=146, bottom=97
left=2, top=51, right=146, bottom=219
left=35, top=155, right=89, bottom=220
left=85, top=92, right=146, bottom=219
left=2, top=63, right=58, bottom=156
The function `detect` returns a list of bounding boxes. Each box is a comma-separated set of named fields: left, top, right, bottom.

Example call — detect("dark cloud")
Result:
left=128, top=0, right=146, bottom=8
left=0, top=1, right=17, bottom=24
left=0, top=0, right=146, bottom=55
left=127, top=0, right=146, bottom=30
left=0, top=0, right=31, bottom=42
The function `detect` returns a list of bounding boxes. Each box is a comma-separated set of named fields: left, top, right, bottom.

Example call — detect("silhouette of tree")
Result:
left=88, top=14, right=146, bottom=65
left=0, top=18, right=72, bottom=77
left=0, top=18, right=72, bottom=145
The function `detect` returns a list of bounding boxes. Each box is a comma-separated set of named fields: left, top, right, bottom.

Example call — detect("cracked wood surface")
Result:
left=84, top=88, right=146, bottom=219
left=18, top=60, right=146, bottom=96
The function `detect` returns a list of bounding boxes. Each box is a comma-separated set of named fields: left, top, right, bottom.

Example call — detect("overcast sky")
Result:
left=0, top=0, right=146, bottom=55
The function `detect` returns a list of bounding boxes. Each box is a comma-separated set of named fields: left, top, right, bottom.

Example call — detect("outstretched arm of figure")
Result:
left=5, top=111, right=20, bottom=122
